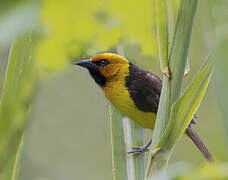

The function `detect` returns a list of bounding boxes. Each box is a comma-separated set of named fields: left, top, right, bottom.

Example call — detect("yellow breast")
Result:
left=103, top=66, right=156, bottom=129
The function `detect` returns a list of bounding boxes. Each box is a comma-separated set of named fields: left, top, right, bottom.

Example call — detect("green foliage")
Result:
left=150, top=77, right=170, bottom=148
left=0, top=32, right=38, bottom=177
left=117, top=47, right=146, bottom=180
left=109, top=106, right=128, bottom=180
left=0, top=0, right=29, bottom=16
left=126, top=120, right=145, bottom=180
left=146, top=58, right=212, bottom=177
left=169, top=0, right=199, bottom=104
left=0, top=135, right=24, bottom=180
left=159, top=58, right=213, bottom=150
left=110, top=104, right=146, bottom=180
left=172, top=163, right=228, bottom=180
left=146, top=0, right=206, bottom=177
left=155, top=0, right=169, bottom=76
left=36, top=0, right=159, bottom=73
left=107, top=0, right=158, bottom=56
left=0, top=0, right=226, bottom=179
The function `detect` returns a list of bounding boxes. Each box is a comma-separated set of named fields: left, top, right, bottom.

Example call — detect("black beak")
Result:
left=75, top=60, right=99, bottom=71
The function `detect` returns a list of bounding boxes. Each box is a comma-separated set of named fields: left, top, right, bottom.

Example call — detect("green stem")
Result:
left=169, top=0, right=199, bottom=103
left=123, top=118, right=145, bottom=180
left=155, top=0, right=169, bottom=76
left=110, top=106, right=128, bottom=180
left=145, top=0, right=199, bottom=177
left=0, top=31, right=38, bottom=177
left=116, top=46, right=145, bottom=180
left=145, top=77, right=170, bottom=178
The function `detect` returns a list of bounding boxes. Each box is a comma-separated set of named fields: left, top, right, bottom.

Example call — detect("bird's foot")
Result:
left=128, top=145, right=149, bottom=155
left=191, top=114, right=199, bottom=124
left=194, top=114, right=199, bottom=120
left=128, top=139, right=152, bottom=155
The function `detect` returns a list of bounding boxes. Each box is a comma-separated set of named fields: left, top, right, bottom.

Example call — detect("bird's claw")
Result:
left=130, top=146, right=145, bottom=150
left=128, top=145, right=149, bottom=155
left=194, top=114, right=199, bottom=119
left=128, top=139, right=152, bottom=155
left=190, top=114, right=199, bottom=125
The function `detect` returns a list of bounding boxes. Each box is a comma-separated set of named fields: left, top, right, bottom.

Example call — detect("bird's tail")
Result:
left=185, top=125, right=213, bottom=162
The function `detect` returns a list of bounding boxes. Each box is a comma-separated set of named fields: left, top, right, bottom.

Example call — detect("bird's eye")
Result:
left=99, top=59, right=109, bottom=67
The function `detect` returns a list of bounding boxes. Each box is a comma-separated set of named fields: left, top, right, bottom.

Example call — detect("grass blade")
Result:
left=123, top=118, right=145, bottom=180
left=113, top=46, right=145, bottom=180
left=169, top=0, right=199, bottom=104
left=155, top=0, right=169, bottom=77
left=145, top=77, right=171, bottom=177
left=110, top=106, right=128, bottom=180
left=150, top=77, right=170, bottom=148
left=159, top=58, right=213, bottom=150
left=0, top=134, right=24, bottom=180
left=146, top=0, right=199, bottom=177
left=146, top=57, right=212, bottom=177
left=145, top=1, right=170, bottom=176
left=0, top=32, right=38, bottom=176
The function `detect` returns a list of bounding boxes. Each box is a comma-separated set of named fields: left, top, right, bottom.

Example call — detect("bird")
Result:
left=75, top=53, right=213, bottom=162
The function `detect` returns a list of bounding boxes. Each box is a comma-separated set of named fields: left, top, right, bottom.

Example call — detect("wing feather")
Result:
left=126, top=63, right=162, bottom=113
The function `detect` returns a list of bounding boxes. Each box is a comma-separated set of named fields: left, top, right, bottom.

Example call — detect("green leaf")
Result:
left=38, top=0, right=160, bottom=74
left=108, top=0, right=158, bottom=56
left=109, top=106, right=128, bottom=180
left=145, top=77, right=171, bottom=177
left=155, top=0, right=169, bottom=76
left=116, top=46, right=145, bottom=180
left=146, top=0, right=199, bottom=177
left=37, top=0, right=121, bottom=73
left=169, top=0, right=199, bottom=104
left=159, top=58, right=213, bottom=150
left=0, top=32, right=38, bottom=175
left=149, top=77, right=170, bottom=150
left=123, top=118, right=145, bottom=180
left=146, top=58, right=212, bottom=178
left=110, top=93, right=145, bottom=180
left=0, top=134, right=24, bottom=180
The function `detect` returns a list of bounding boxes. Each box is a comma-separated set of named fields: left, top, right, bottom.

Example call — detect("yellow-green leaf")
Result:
left=109, top=106, right=128, bottom=180
left=155, top=0, right=169, bottom=76
left=37, top=0, right=159, bottom=74
left=159, top=58, right=213, bottom=150
left=0, top=32, right=38, bottom=175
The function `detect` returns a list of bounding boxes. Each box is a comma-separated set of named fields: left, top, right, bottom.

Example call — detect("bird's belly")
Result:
left=104, top=81, right=156, bottom=129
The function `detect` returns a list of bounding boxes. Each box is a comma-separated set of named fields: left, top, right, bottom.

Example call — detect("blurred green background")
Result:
left=0, top=0, right=228, bottom=179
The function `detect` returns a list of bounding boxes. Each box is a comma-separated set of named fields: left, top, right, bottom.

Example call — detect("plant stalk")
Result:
left=145, top=0, right=199, bottom=177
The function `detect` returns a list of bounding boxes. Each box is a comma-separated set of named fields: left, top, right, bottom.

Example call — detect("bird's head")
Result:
left=75, top=53, right=129, bottom=88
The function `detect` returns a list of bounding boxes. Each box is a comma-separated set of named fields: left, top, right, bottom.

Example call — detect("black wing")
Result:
left=125, top=63, right=162, bottom=113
